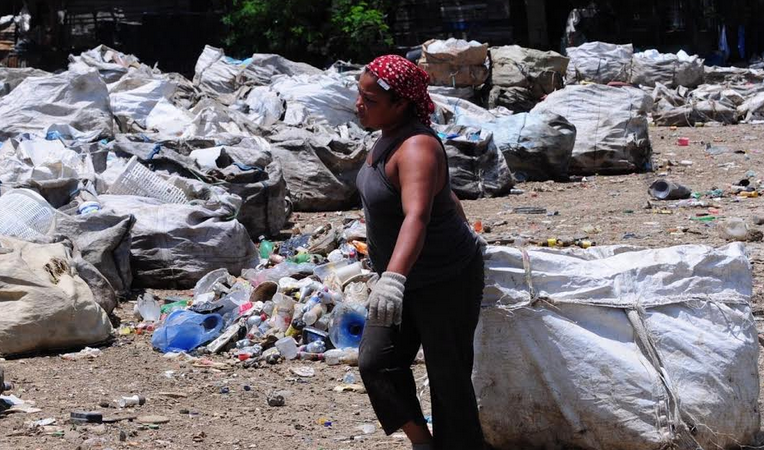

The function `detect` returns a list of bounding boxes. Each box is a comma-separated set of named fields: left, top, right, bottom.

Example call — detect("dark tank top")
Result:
left=356, top=121, right=479, bottom=290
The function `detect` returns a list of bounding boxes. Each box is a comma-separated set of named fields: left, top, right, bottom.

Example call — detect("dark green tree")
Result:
left=223, top=0, right=394, bottom=66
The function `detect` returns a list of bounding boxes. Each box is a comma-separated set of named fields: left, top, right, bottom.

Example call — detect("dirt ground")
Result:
left=1, top=124, right=763, bottom=450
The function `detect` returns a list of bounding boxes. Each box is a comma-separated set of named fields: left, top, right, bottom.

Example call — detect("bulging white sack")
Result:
left=475, top=243, right=759, bottom=450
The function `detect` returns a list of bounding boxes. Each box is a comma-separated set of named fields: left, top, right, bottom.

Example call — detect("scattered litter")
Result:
left=28, top=417, right=56, bottom=428
left=61, top=347, right=102, bottom=361
left=267, top=394, right=285, bottom=407
left=648, top=179, right=691, bottom=200
left=118, top=395, right=146, bottom=408
left=136, top=415, right=170, bottom=425
left=290, top=366, right=316, bottom=378
left=157, top=392, right=187, bottom=399
left=333, top=384, right=367, bottom=393
left=360, top=423, right=376, bottom=435
left=511, top=207, right=547, bottom=215
left=70, top=411, right=103, bottom=424
left=0, top=395, right=40, bottom=414
left=718, top=218, right=764, bottom=242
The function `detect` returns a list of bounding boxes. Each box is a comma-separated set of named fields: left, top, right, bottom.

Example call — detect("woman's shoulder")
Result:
left=393, top=132, right=444, bottom=170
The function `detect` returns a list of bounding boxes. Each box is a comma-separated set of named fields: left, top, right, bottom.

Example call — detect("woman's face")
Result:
left=356, top=71, right=409, bottom=130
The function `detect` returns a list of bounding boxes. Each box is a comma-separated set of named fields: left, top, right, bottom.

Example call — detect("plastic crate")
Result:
left=0, top=189, right=56, bottom=241
left=107, top=156, right=188, bottom=204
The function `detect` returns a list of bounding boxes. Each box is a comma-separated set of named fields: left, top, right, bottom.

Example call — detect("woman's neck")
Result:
left=380, top=116, right=415, bottom=138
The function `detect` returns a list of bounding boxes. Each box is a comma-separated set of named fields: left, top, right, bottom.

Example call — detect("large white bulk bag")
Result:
left=475, top=243, right=759, bottom=450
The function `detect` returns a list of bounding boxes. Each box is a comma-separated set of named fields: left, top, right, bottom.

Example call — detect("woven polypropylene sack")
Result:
left=476, top=243, right=759, bottom=450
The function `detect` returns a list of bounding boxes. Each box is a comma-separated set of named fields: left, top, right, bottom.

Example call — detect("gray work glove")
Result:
left=366, top=271, right=406, bottom=327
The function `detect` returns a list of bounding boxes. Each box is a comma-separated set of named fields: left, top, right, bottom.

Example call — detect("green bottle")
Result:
left=259, top=236, right=274, bottom=260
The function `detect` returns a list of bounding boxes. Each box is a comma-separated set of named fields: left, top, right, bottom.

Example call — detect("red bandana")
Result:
left=366, top=55, right=435, bottom=127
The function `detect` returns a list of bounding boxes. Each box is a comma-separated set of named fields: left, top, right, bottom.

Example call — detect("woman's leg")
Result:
left=410, top=253, right=485, bottom=450
left=359, top=301, right=426, bottom=438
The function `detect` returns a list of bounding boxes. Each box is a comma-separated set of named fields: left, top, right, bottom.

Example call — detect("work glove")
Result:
left=366, top=271, right=406, bottom=327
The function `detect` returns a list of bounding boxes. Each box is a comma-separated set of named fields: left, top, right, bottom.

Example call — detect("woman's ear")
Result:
left=393, top=98, right=412, bottom=116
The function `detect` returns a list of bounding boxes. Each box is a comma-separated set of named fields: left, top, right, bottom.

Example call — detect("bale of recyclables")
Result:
left=0, top=237, right=113, bottom=356
left=474, top=243, right=759, bottom=450
left=566, top=41, right=633, bottom=84
left=418, top=38, right=489, bottom=87
left=531, top=84, right=652, bottom=175
left=487, top=45, right=568, bottom=111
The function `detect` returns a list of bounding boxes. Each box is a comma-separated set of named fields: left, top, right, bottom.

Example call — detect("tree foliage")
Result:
left=223, top=0, right=394, bottom=66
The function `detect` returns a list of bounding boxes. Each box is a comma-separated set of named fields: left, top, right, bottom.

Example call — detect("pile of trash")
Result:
left=3, top=36, right=763, bottom=355
left=561, top=40, right=764, bottom=126
left=130, top=219, right=372, bottom=366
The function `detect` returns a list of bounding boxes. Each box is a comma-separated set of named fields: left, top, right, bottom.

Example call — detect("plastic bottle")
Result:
left=258, top=236, right=274, bottom=260
left=77, top=200, right=101, bottom=215
left=323, top=348, right=358, bottom=366
left=236, top=345, right=263, bottom=360
left=275, top=337, right=298, bottom=360
left=329, top=303, right=367, bottom=349
left=304, top=339, right=326, bottom=354
left=340, top=242, right=359, bottom=261
left=235, top=339, right=254, bottom=349
left=246, top=315, right=263, bottom=329
left=324, top=349, right=344, bottom=366
left=296, top=352, right=324, bottom=361
left=314, top=314, right=331, bottom=332
left=327, top=249, right=343, bottom=263
left=262, top=300, right=275, bottom=316
left=298, top=280, right=323, bottom=302
left=150, top=310, right=224, bottom=353
left=135, top=293, right=161, bottom=322
left=160, top=299, right=190, bottom=315
left=271, top=294, right=296, bottom=332
left=300, top=292, right=322, bottom=315
left=313, top=260, right=352, bottom=282
left=302, top=303, right=326, bottom=326
left=289, top=251, right=310, bottom=263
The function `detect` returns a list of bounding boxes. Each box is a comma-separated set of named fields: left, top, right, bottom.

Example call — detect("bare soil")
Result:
left=1, top=125, right=763, bottom=450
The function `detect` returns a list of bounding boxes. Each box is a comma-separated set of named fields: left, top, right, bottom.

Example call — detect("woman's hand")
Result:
left=366, top=272, right=407, bottom=326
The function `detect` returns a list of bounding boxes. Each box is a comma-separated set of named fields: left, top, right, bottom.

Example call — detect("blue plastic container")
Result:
left=329, top=303, right=367, bottom=349
left=151, top=310, right=224, bottom=353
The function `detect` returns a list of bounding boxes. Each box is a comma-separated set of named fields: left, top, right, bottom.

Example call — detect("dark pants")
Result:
left=359, top=252, right=485, bottom=450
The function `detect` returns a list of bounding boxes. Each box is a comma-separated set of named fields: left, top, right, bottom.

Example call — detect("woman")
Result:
left=356, top=55, right=485, bottom=450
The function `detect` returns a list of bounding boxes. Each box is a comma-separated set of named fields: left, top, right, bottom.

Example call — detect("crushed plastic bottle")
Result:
left=151, top=310, right=224, bottom=353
